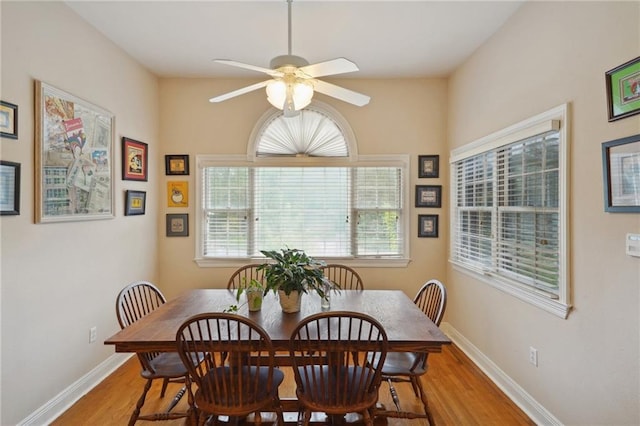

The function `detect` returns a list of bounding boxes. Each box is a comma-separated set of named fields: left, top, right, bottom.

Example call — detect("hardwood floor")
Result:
left=52, top=344, right=534, bottom=425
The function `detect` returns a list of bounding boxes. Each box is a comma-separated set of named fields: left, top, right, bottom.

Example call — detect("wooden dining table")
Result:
left=105, top=288, right=451, bottom=422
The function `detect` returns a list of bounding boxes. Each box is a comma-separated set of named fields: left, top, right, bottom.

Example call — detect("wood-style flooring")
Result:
left=52, top=344, right=534, bottom=425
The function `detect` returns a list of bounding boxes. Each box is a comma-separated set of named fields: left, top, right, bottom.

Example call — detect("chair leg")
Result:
left=362, top=409, right=374, bottom=426
left=129, top=378, right=153, bottom=426
left=409, top=376, right=420, bottom=398
left=160, top=377, right=169, bottom=397
left=415, top=377, right=435, bottom=426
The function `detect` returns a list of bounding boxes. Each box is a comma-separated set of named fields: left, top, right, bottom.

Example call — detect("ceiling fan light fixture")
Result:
left=266, top=78, right=313, bottom=114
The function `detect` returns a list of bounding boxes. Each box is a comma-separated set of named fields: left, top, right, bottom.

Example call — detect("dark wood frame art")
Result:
left=606, top=56, right=640, bottom=122
left=122, top=137, right=148, bottom=181
left=165, top=154, right=189, bottom=176
left=166, top=213, right=189, bottom=237
left=418, top=155, right=439, bottom=178
left=415, top=185, right=442, bottom=208
left=418, top=214, right=438, bottom=238
left=602, top=133, right=640, bottom=212
left=0, top=101, right=18, bottom=139
left=0, top=160, right=20, bottom=215
left=124, top=190, right=146, bottom=216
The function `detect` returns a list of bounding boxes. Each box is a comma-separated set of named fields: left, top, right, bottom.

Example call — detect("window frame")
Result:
left=194, top=154, right=411, bottom=268
left=449, top=104, right=571, bottom=318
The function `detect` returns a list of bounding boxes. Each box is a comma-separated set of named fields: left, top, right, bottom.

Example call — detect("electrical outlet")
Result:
left=529, top=346, right=538, bottom=366
left=89, top=326, right=97, bottom=343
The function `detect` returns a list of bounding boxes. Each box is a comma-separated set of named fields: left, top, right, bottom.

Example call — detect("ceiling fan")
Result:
left=208, top=0, right=370, bottom=117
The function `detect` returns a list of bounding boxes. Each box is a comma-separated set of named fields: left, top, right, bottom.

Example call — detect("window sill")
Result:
left=195, top=257, right=411, bottom=268
left=450, top=261, right=572, bottom=319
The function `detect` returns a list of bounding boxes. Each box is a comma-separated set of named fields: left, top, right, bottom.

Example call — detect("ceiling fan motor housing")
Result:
left=270, top=55, right=309, bottom=70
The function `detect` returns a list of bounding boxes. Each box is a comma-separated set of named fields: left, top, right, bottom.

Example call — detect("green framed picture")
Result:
left=606, top=56, right=640, bottom=122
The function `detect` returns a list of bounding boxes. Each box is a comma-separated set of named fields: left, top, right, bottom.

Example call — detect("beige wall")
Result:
left=1, top=2, right=160, bottom=424
left=2, top=1, right=639, bottom=425
left=447, top=1, right=640, bottom=424
left=156, top=77, right=449, bottom=299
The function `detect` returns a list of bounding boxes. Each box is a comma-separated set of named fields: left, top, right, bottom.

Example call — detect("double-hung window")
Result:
left=450, top=104, right=570, bottom=318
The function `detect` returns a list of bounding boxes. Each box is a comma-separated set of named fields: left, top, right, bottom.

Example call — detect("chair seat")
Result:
left=140, top=352, right=189, bottom=379
left=381, top=351, right=427, bottom=376
left=195, top=366, right=285, bottom=413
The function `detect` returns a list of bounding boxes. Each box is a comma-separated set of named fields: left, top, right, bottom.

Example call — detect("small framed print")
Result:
left=418, top=155, right=439, bottom=178
left=605, top=56, right=640, bottom=122
left=167, top=181, right=188, bottom=207
left=122, top=137, right=148, bottom=181
left=0, top=160, right=20, bottom=215
left=166, top=213, right=189, bottom=237
left=0, top=101, right=18, bottom=139
left=416, top=185, right=442, bottom=208
left=418, top=214, right=438, bottom=238
left=602, top=133, right=640, bottom=212
left=165, top=154, right=189, bottom=175
left=124, top=190, right=146, bottom=216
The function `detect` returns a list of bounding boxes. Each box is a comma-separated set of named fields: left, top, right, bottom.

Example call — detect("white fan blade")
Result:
left=299, top=58, right=359, bottom=78
left=213, top=59, right=282, bottom=77
left=209, top=80, right=271, bottom=103
left=313, top=80, right=370, bottom=107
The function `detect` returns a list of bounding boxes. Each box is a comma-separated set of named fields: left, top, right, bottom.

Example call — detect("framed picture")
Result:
left=122, top=137, right=148, bottom=181
left=0, top=101, right=18, bottom=139
left=418, top=155, right=439, bottom=178
left=602, top=133, right=640, bottom=212
left=35, top=80, right=114, bottom=223
left=0, top=161, right=20, bottom=215
left=124, top=190, right=146, bottom=216
left=166, top=213, right=189, bottom=237
left=165, top=154, right=189, bottom=175
left=167, top=181, right=189, bottom=207
left=606, top=56, right=640, bottom=122
left=416, top=185, right=442, bottom=208
left=418, top=214, right=438, bottom=238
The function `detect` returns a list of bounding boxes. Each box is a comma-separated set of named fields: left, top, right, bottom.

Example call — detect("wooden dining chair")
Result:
left=322, top=264, right=364, bottom=290
left=227, top=264, right=267, bottom=290
left=116, top=281, right=191, bottom=425
left=289, top=311, right=388, bottom=426
left=380, top=279, right=447, bottom=425
left=176, top=312, right=285, bottom=426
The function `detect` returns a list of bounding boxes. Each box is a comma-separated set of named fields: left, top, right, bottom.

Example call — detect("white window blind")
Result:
left=450, top=104, right=570, bottom=318
left=201, top=165, right=404, bottom=259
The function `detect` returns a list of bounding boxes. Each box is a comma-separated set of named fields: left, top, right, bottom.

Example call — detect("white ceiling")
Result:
left=65, top=0, right=525, bottom=79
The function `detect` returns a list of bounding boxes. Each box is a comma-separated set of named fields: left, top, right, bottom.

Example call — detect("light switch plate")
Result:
left=626, top=233, right=640, bottom=257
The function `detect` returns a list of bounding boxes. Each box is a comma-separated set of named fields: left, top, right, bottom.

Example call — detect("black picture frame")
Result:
left=0, top=160, right=20, bottom=215
left=418, top=214, right=438, bottom=238
left=605, top=56, right=640, bottom=122
left=0, top=101, right=18, bottom=139
left=415, top=185, right=442, bottom=208
left=122, top=137, right=148, bottom=181
left=602, top=133, right=640, bottom=213
left=166, top=213, right=189, bottom=237
left=418, top=155, right=439, bottom=178
left=165, top=154, right=190, bottom=176
left=124, top=190, right=146, bottom=216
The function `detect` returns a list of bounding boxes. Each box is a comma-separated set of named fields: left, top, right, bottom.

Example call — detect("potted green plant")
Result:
left=258, top=247, right=335, bottom=313
left=236, top=278, right=266, bottom=312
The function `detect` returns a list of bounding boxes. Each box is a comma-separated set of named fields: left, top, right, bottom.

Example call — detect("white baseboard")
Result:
left=440, top=322, right=561, bottom=426
left=18, top=353, right=132, bottom=426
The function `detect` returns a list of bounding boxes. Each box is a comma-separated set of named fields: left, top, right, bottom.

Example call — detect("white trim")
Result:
left=18, top=353, right=131, bottom=425
left=440, top=322, right=562, bottom=426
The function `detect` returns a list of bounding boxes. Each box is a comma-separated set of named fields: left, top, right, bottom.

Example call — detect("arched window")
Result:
left=196, top=102, right=409, bottom=266
left=248, top=102, right=357, bottom=159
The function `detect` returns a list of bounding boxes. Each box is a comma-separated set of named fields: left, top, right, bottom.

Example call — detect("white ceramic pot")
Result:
left=278, top=289, right=301, bottom=313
